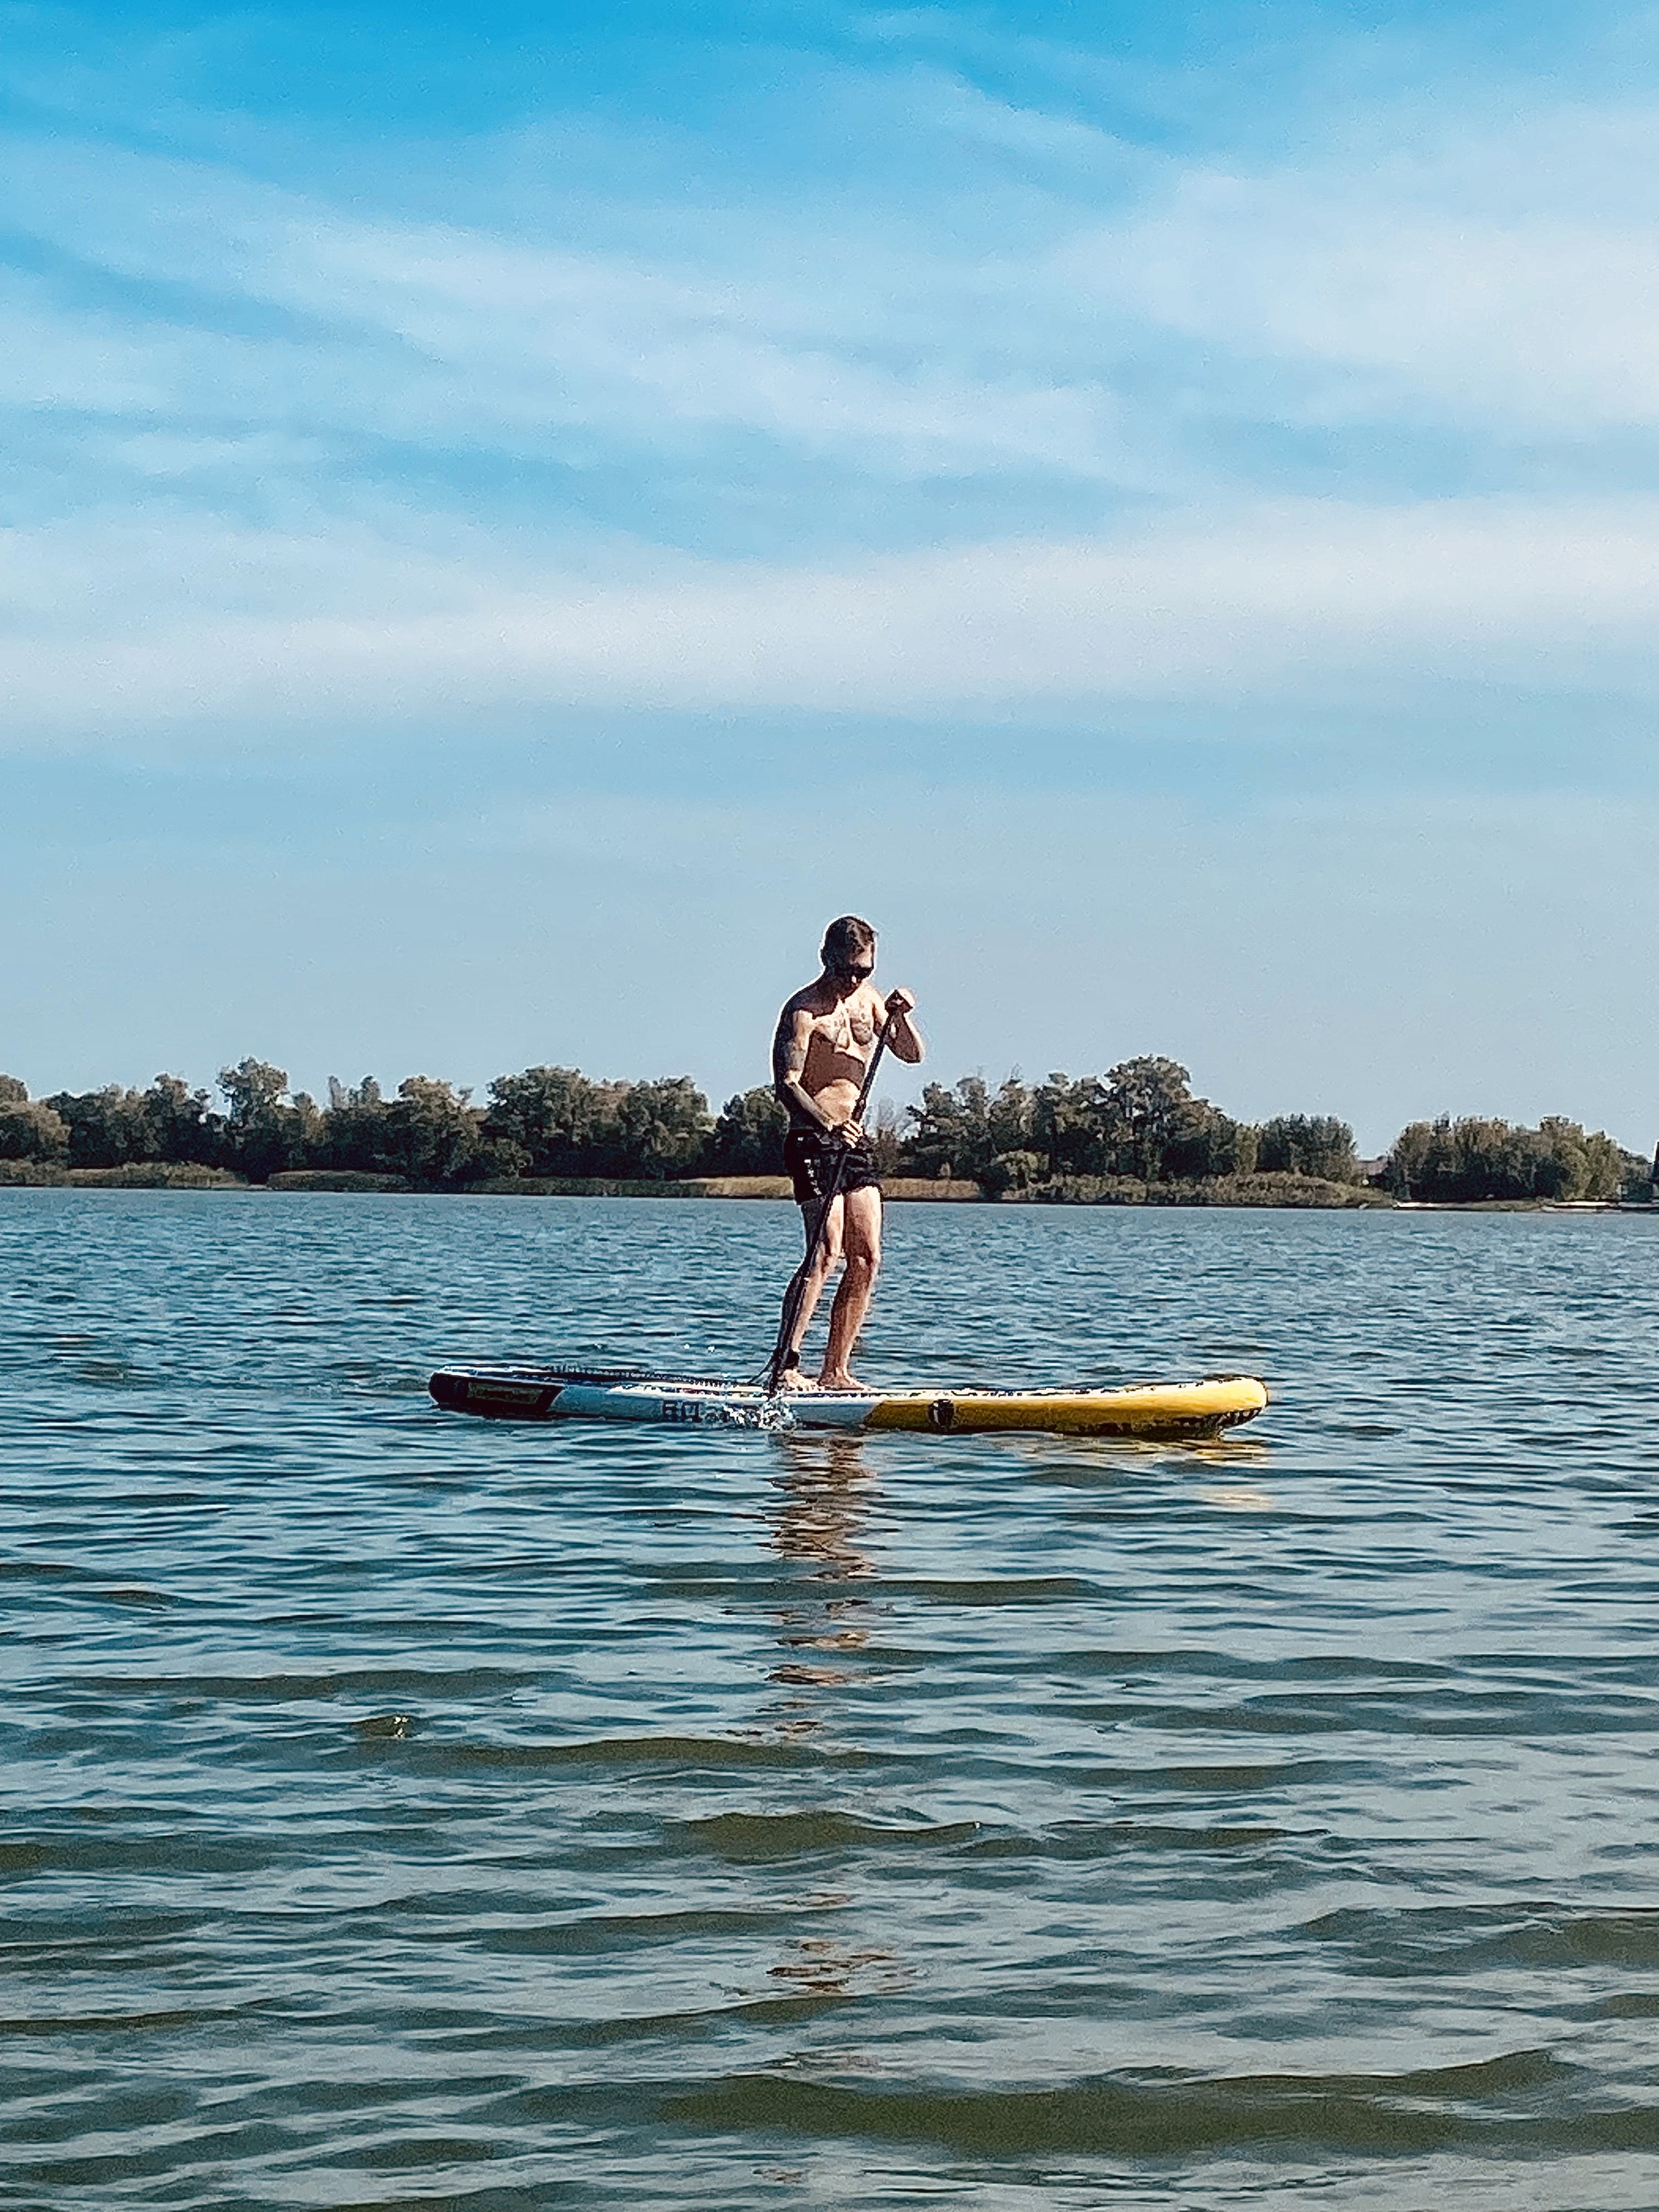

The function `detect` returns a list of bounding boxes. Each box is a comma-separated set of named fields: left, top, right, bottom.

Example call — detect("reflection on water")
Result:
left=768, top=1431, right=879, bottom=1575
left=766, top=1935, right=911, bottom=1998
left=4, top=1192, right=1659, bottom=2211
left=761, top=1434, right=907, bottom=2005
left=766, top=1434, right=881, bottom=1698
left=761, top=1439, right=877, bottom=1703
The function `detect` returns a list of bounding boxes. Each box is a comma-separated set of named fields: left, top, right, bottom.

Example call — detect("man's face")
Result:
left=825, top=944, right=876, bottom=996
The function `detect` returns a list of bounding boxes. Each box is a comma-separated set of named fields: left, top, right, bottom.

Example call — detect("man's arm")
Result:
left=773, top=1003, right=837, bottom=1133
left=881, top=987, right=923, bottom=1066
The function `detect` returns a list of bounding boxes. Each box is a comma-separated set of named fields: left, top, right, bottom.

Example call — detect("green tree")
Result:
left=322, top=1077, right=392, bottom=1173
left=987, top=1077, right=1034, bottom=1158
left=903, top=1076, right=995, bottom=1178
left=1386, top=1119, right=1434, bottom=1196
left=0, top=1093, right=69, bottom=1162
left=614, top=1077, right=712, bottom=1178
left=902, top=1076, right=1038, bottom=1183
left=141, top=1075, right=221, bottom=1165
left=288, top=1089, right=326, bottom=1161
left=980, top=1148, right=1046, bottom=1196
left=1535, top=1119, right=1626, bottom=1200
left=218, top=1059, right=302, bottom=1181
left=380, top=1077, right=484, bottom=1187
left=42, top=1085, right=153, bottom=1169
left=1385, top=1115, right=1627, bottom=1202
left=581, top=1083, right=636, bottom=1176
left=706, top=1085, right=788, bottom=1174
left=1164, top=1102, right=1257, bottom=1180
left=1029, top=1073, right=1111, bottom=1176
left=1256, top=1114, right=1358, bottom=1182
left=219, top=1059, right=288, bottom=1123
left=484, top=1067, right=613, bottom=1176
left=1102, top=1056, right=1196, bottom=1182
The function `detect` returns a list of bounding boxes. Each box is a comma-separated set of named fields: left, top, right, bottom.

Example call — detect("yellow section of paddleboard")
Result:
left=864, top=1377, right=1268, bottom=1437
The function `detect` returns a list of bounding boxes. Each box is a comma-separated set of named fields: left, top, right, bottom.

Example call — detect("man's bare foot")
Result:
left=774, top=1368, right=819, bottom=1394
left=817, top=1370, right=871, bottom=1393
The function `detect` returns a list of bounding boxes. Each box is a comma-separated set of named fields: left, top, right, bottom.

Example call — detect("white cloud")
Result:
left=3, top=35, right=1657, bottom=758
left=1, top=133, right=1132, bottom=484
left=4, top=496, right=1653, bottom=746
left=1085, top=175, right=1659, bottom=430
left=7, top=72, right=1657, bottom=526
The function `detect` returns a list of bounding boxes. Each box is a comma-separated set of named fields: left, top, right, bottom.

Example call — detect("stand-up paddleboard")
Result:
left=428, top=1365, right=1268, bottom=1439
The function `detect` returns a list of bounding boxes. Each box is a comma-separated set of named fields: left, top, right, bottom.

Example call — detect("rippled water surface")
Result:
left=4, top=1191, right=1659, bottom=2210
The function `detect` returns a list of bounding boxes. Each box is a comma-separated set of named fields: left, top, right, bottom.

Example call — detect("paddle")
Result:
left=762, top=1004, right=898, bottom=1393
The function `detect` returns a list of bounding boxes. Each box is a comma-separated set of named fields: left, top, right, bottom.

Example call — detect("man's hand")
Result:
left=879, top=984, right=923, bottom=1068
left=829, top=1119, right=866, bottom=1149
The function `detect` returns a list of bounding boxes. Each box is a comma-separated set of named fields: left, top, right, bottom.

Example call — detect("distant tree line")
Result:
left=1384, top=1115, right=1635, bottom=1204
left=893, top=1062, right=1647, bottom=1200
left=0, top=1063, right=733, bottom=1187
left=0, top=1057, right=1648, bottom=1202
left=898, top=1059, right=1362, bottom=1193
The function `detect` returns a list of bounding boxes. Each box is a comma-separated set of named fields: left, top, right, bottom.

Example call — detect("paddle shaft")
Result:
left=764, top=1008, right=898, bottom=1391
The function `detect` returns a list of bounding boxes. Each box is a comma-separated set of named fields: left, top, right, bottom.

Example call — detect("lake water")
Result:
left=3, top=1191, right=1659, bottom=2210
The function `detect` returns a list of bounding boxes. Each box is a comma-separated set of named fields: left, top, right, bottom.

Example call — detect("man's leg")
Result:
left=777, top=1196, right=845, bottom=1389
left=817, top=1186, right=881, bottom=1390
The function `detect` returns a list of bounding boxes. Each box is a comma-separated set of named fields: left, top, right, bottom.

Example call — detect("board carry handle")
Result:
left=762, top=1005, right=898, bottom=1392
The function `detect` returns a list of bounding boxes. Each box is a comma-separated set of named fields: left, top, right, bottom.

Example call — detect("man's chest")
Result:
left=810, top=995, right=879, bottom=1052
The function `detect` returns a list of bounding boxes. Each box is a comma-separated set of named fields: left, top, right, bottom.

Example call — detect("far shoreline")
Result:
left=2, top=1164, right=1653, bottom=1212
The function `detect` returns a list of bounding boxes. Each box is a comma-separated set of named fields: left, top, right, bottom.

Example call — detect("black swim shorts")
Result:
left=784, top=1129, right=882, bottom=1208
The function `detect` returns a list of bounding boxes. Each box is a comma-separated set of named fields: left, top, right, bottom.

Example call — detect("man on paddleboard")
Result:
left=770, top=915, right=923, bottom=1392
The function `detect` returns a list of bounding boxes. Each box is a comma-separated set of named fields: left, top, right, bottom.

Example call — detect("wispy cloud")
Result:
left=6, top=34, right=1657, bottom=755
left=5, top=495, right=1655, bottom=746
left=1090, top=157, right=1659, bottom=435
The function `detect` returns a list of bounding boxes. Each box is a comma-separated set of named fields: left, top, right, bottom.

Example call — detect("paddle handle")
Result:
left=763, top=1007, right=898, bottom=1391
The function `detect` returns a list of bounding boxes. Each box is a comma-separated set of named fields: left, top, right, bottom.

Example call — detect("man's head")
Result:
left=821, top=915, right=876, bottom=987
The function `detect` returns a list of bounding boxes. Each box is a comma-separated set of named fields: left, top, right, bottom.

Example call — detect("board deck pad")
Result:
left=429, top=1365, right=1269, bottom=1439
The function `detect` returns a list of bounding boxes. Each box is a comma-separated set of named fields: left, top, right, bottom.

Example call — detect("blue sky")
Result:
left=3, top=0, right=1655, bottom=1151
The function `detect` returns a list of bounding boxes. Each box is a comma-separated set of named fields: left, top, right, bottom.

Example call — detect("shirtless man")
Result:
left=770, top=915, right=923, bottom=1392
